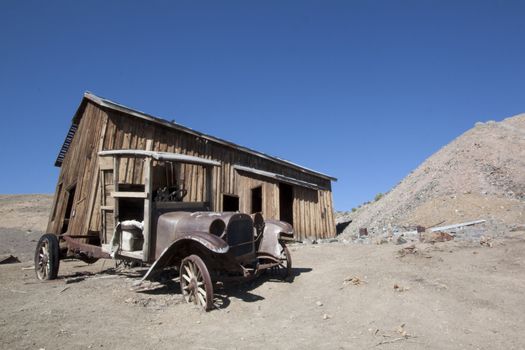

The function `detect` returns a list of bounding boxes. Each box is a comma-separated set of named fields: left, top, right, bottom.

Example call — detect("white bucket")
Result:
left=121, top=227, right=143, bottom=251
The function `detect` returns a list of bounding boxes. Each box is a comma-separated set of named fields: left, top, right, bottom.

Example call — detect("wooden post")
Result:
left=113, top=156, right=120, bottom=225
left=142, top=157, right=153, bottom=262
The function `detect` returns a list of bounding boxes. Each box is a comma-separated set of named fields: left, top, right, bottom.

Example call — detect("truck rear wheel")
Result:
left=180, top=255, right=214, bottom=311
left=35, top=234, right=60, bottom=280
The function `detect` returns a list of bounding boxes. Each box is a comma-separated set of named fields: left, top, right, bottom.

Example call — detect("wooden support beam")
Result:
left=113, top=157, right=120, bottom=227
left=110, top=191, right=148, bottom=198
left=430, top=220, right=486, bottom=232
left=142, top=157, right=153, bottom=262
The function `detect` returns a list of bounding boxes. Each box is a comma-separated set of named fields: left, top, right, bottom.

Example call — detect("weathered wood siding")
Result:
left=46, top=103, right=108, bottom=236
left=48, top=101, right=336, bottom=240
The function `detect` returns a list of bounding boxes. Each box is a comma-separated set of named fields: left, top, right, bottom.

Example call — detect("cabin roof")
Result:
left=55, top=92, right=337, bottom=182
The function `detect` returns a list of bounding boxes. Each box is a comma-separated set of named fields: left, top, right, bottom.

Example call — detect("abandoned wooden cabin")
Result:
left=47, top=92, right=337, bottom=241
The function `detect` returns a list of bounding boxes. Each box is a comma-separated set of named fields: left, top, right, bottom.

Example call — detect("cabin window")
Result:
left=223, top=194, right=239, bottom=212
left=51, top=183, right=62, bottom=221
left=114, top=184, right=145, bottom=222
left=251, top=186, right=262, bottom=213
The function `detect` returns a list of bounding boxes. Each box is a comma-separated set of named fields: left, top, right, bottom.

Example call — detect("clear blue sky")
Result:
left=1, top=0, right=524, bottom=210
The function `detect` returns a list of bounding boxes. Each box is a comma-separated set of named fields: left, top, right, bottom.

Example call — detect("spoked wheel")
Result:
left=272, top=242, right=292, bottom=279
left=180, top=255, right=214, bottom=311
left=35, top=234, right=60, bottom=280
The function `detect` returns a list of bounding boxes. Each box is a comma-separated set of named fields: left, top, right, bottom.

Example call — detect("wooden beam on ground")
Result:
left=430, top=220, right=486, bottom=232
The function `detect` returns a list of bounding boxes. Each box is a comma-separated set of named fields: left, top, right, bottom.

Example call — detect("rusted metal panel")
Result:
left=63, top=235, right=111, bottom=259
left=155, top=212, right=230, bottom=259
left=234, top=165, right=327, bottom=191
left=259, top=219, right=294, bottom=257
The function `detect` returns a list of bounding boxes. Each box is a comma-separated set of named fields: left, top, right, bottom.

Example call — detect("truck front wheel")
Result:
left=180, top=255, right=213, bottom=311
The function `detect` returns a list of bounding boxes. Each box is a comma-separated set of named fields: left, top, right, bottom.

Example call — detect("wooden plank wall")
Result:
left=46, top=103, right=108, bottom=235
left=236, top=173, right=278, bottom=219
left=293, top=187, right=336, bottom=240
left=48, top=102, right=336, bottom=239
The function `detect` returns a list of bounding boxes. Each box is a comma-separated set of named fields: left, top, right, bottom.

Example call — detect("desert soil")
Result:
left=1, top=195, right=525, bottom=349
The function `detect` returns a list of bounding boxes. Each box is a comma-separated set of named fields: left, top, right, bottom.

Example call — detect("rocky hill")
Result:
left=0, top=194, right=52, bottom=261
left=338, top=114, right=525, bottom=239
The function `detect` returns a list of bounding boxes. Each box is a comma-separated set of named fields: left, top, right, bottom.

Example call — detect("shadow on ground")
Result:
left=54, top=259, right=313, bottom=311
left=212, top=266, right=313, bottom=309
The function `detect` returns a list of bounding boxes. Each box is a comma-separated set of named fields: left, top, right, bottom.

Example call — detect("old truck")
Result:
left=35, top=150, right=293, bottom=311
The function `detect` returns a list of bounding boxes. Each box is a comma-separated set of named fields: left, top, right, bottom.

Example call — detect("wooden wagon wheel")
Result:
left=180, top=255, right=214, bottom=311
left=273, top=242, right=292, bottom=279
left=35, top=234, right=60, bottom=280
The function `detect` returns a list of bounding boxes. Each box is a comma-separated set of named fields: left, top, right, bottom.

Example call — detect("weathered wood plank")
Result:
left=111, top=191, right=147, bottom=198
left=143, top=157, right=153, bottom=262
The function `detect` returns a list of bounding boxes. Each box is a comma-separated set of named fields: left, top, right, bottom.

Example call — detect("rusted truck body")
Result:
left=35, top=150, right=293, bottom=311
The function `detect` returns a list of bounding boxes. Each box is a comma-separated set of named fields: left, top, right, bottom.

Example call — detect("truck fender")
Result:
left=141, top=232, right=228, bottom=281
left=258, top=220, right=294, bottom=257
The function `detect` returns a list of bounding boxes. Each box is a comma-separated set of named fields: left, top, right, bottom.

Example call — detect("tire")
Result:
left=280, top=243, right=292, bottom=279
left=180, top=255, right=214, bottom=311
left=35, top=234, right=60, bottom=280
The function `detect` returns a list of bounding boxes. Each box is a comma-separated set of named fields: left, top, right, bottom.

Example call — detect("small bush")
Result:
left=374, top=193, right=384, bottom=201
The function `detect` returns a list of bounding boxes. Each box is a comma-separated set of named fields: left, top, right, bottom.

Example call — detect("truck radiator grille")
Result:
left=226, top=218, right=254, bottom=257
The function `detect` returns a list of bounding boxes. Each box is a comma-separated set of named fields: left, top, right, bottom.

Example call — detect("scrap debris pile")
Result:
left=337, top=114, right=525, bottom=244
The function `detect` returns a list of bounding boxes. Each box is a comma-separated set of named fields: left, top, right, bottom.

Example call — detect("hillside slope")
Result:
left=0, top=194, right=52, bottom=261
left=340, top=114, right=525, bottom=238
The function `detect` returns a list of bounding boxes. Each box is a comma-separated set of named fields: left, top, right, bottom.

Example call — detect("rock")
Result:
left=480, top=235, right=493, bottom=247
left=397, top=245, right=417, bottom=257
left=396, top=236, right=407, bottom=245
left=0, top=255, right=20, bottom=264
left=342, top=276, right=364, bottom=286
left=420, top=231, right=454, bottom=243
left=393, top=284, right=410, bottom=292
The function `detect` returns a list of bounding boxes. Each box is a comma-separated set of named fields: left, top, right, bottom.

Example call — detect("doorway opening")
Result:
left=251, top=186, right=262, bottom=213
left=223, top=194, right=239, bottom=212
left=61, top=184, right=76, bottom=233
left=279, top=183, right=294, bottom=226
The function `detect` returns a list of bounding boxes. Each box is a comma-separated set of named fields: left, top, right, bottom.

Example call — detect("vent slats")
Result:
left=54, top=124, right=78, bottom=167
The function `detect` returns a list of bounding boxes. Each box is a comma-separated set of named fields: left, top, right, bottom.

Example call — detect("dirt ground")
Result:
left=2, top=195, right=525, bottom=349
left=2, top=232, right=525, bottom=349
